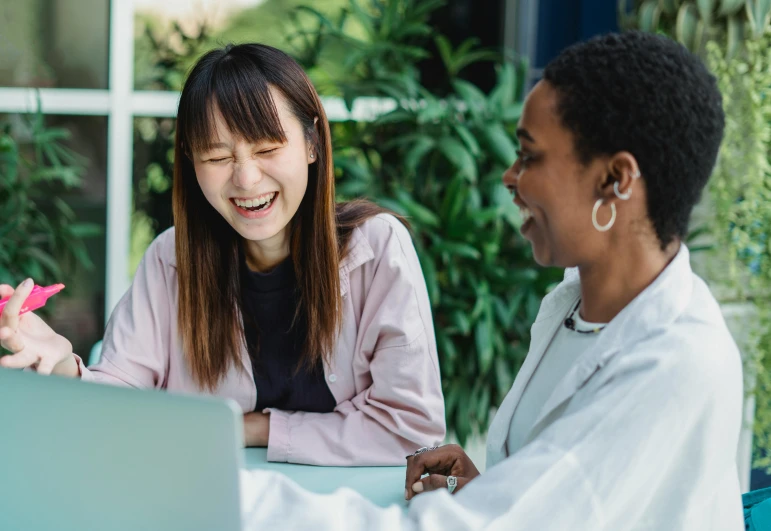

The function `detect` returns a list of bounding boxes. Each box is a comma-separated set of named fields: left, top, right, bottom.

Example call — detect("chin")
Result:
left=238, top=226, right=283, bottom=243
left=529, top=242, right=553, bottom=268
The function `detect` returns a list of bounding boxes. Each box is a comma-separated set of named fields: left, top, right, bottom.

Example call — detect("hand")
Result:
left=405, top=444, right=480, bottom=501
left=0, top=279, right=78, bottom=377
left=243, top=411, right=270, bottom=447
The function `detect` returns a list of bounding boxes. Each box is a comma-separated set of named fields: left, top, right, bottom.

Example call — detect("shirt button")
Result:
left=328, top=374, right=337, bottom=383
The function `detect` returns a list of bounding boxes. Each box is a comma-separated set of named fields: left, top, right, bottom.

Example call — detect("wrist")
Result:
left=53, top=353, right=79, bottom=378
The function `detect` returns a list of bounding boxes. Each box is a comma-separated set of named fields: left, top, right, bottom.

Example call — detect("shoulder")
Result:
left=142, top=227, right=177, bottom=269
left=622, top=280, right=742, bottom=402
left=353, top=213, right=416, bottom=261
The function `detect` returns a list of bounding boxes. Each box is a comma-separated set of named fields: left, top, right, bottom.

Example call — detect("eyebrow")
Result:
left=205, top=142, right=231, bottom=150
left=516, top=128, right=536, bottom=144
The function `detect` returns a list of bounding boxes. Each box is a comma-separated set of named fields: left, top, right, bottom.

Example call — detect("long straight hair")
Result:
left=173, top=44, right=400, bottom=390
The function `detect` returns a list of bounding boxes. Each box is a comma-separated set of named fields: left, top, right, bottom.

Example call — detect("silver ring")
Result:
left=447, top=475, right=458, bottom=494
left=405, top=445, right=438, bottom=459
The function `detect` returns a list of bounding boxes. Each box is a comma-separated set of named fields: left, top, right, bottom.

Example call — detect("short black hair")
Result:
left=543, top=31, right=725, bottom=248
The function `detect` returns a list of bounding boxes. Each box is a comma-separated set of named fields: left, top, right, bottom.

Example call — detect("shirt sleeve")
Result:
left=77, top=230, right=175, bottom=389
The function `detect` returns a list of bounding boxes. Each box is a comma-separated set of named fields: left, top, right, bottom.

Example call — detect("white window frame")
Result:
left=0, top=0, right=393, bottom=320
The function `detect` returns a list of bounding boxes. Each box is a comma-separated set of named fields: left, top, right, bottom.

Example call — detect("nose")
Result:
left=231, top=160, right=263, bottom=190
left=502, top=160, right=520, bottom=191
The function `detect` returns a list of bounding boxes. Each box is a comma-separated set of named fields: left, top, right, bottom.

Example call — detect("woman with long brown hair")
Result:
left=0, top=43, right=445, bottom=466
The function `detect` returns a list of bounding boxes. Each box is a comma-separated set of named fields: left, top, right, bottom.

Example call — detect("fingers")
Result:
left=412, top=474, right=447, bottom=495
left=405, top=444, right=464, bottom=500
left=0, top=278, right=34, bottom=332
left=409, top=474, right=471, bottom=499
left=0, top=284, right=15, bottom=299
left=36, top=356, right=58, bottom=376
left=0, top=349, right=39, bottom=370
left=0, top=325, right=25, bottom=353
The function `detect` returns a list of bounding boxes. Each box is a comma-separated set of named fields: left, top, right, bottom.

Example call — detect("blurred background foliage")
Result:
left=130, top=0, right=561, bottom=444
left=621, top=0, right=771, bottom=473
left=0, top=107, right=101, bottom=319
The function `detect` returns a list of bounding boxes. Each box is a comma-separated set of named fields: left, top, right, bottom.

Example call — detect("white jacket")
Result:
left=241, top=245, right=744, bottom=530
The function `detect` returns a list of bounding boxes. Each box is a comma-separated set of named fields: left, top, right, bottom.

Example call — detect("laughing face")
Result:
left=502, top=80, right=612, bottom=268
left=192, top=87, right=314, bottom=252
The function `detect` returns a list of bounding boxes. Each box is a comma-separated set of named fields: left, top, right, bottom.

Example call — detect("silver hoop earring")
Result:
left=592, top=199, right=616, bottom=232
left=614, top=181, right=632, bottom=200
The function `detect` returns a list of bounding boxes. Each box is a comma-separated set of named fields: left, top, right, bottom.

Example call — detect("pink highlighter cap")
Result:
left=0, top=283, right=65, bottom=316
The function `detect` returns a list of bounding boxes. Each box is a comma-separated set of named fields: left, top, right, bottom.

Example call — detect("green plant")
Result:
left=707, top=37, right=771, bottom=471
left=619, top=0, right=771, bottom=56
left=291, top=0, right=562, bottom=443
left=0, top=107, right=101, bottom=307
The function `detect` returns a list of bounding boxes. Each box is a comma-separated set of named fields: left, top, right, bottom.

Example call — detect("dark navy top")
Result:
left=240, top=257, right=336, bottom=413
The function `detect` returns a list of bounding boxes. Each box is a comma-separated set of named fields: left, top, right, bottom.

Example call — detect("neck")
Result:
left=243, top=228, right=290, bottom=272
left=577, top=238, right=680, bottom=323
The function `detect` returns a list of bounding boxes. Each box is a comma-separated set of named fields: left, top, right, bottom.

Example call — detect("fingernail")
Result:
left=412, top=482, right=424, bottom=493
left=404, top=489, right=409, bottom=499
left=23, top=278, right=32, bottom=288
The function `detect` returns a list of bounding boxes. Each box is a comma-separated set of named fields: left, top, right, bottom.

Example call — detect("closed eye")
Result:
left=206, top=157, right=230, bottom=163
left=515, top=150, right=533, bottom=166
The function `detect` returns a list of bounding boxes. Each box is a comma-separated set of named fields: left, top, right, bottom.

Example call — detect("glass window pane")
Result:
left=131, top=116, right=175, bottom=276
left=0, top=0, right=109, bottom=89
left=0, top=113, right=107, bottom=358
left=133, top=0, right=350, bottom=92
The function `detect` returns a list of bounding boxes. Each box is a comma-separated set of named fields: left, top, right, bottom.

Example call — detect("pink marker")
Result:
left=0, top=283, right=65, bottom=316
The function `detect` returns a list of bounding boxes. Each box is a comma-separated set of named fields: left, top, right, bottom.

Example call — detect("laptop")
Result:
left=0, top=367, right=244, bottom=531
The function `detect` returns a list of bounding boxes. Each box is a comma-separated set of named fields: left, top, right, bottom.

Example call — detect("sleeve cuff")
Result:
left=72, top=353, right=88, bottom=379
left=265, top=408, right=291, bottom=462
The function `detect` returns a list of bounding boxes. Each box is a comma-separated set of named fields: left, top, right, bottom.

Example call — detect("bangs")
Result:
left=181, top=51, right=287, bottom=154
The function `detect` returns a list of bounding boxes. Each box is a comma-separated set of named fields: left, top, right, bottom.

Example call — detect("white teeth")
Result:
left=520, top=207, right=532, bottom=222
left=234, top=192, right=276, bottom=208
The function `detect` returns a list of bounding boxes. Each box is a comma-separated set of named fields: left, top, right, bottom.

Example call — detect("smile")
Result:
left=231, top=192, right=278, bottom=212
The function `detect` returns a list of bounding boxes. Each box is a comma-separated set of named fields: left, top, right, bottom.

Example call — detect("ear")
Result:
left=307, top=116, right=321, bottom=164
left=598, top=151, right=640, bottom=202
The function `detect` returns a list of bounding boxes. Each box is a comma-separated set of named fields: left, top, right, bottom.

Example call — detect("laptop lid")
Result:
left=0, top=367, right=243, bottom=531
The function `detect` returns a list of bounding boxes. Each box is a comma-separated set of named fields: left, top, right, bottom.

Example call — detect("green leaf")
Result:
left=452, top=124, right=481, bottom=156
left=433, top=241, right=481, bottom=260
left=440, top=176, right=468, bottom=222
left=747, top=0, right=771, bottom=38
left=489, top=62, right=517, bottom=112
left=638, top=0, right=662, bottom=32
left=475, top=317, right=494, bottom=374
left=695, top=0, right=717, bottom=22
left=476, top=386, right=491, bottom=423
left=482, top=123, right=517, bottom=166
left=718, top=0, right=746, bottom=16
left=675, top=2, right=700, bottom=50
left=452, top=79, right=487, bottom=120
left=434, top=35, right=454, bottom=73
left=454, top=391, right=473, bottom=444
left=21, top=247, right=61, bottom=279
left=394, top=189, right=440, bottom=227
left=403, top=136, right=435, bottom=175
left=450, top=310, right=471, bottom=336
left=67, top=222, right=103, bottom=239
left=500, top=102, right=524, bottom=123
left=495, top=356, right=514, bottom=395
left=419, top=252, right=440, bottom=306
left=437, top=136, right=477, bottom=182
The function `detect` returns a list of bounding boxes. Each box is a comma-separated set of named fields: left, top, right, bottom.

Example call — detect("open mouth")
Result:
left=231, top=192, right=278, bottom=212
left=519, top=206, right=533, bottom=225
